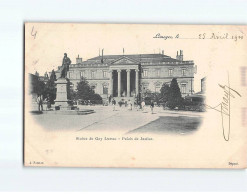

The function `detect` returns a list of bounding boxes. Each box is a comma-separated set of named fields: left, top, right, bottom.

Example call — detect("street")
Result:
left=32, top=105, right=204, bottom=135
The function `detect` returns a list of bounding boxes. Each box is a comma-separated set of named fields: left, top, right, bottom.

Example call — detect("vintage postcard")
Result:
left=24, top=23, right=247, bottom=168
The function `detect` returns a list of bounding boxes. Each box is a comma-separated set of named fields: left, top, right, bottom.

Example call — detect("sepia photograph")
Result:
left=29, top=49, right=204, bottom=134
left=1, top=0, right=247, bottom=192
left=24, top=23, right=247, bottom=168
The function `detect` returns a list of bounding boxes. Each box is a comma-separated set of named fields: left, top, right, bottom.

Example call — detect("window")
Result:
left=142, top=83, right=149, bottom=91
left=103, top=85, right=108, bottom=94
left=168, top=69, right=173, bottom=76
left=181, top=84, right=186, bottom=94
left=182, top=69, right=186, bottom=76
left=91, top=71, right=96, bottom=78
left=103, top=71, right=107, bottom=78
left=80, top=71, right=85, bottom=78
left=143, top=70, right=148, bottom=77
left=70, top=83, right=75, bottom=90
left=155, top=84, right=161, bottom=93
left=68, top=72, right=73, bottom=78
left=91, top=85, right=96, bottom=92
left=165, top=82, right=170, bottom=87
left=156, top=69, right=161, bottom=77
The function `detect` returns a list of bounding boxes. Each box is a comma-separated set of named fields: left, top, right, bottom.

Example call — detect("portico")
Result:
left=108, top=56, right=140, bottom=98
left=109, top=68, right=139, bottom=98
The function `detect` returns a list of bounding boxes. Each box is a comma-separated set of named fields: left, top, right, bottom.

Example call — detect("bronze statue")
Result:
left=60, top=53, right=71, bottom=78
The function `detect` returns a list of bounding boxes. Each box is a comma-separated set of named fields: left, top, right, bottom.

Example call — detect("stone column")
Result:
left=127, top=69, right=130, bottom=97
left=109, top=70, right=113, bottom=96
left=117, top=69, right=121, bottom=97
left=135, top=69, right=139, bottom=96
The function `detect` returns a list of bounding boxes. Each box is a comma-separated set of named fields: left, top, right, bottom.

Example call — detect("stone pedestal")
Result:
left=54, top=78, right=70, bottom=110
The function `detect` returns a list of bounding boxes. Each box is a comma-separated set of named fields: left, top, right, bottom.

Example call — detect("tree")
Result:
left=166, top=78, right=183, bottom=109
left=44, top=70, right=56, bottom=104
left=30, top=74, right=45, bottom=96
left=160, top=83, right=170, bottom=105
left=76, top=77, right=93, bottom=100
left=67, top=80, right=77, bottom=101
left=75, top=77, right=102, bottom=103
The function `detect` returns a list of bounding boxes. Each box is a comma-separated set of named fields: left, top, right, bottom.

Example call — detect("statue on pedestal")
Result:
left=54, top=53, right=72, bottom=109
left=60, top=53, right=71, bottom=78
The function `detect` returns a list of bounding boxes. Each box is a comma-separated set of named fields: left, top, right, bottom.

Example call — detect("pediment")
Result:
left=111, top=56, right=140, bottom=65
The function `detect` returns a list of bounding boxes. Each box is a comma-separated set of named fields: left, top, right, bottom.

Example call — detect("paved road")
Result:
left=31, top=105, right=204, bottom=135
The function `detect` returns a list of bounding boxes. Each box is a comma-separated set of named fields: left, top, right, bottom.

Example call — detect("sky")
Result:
left=25, top=23, right=246, bottom=92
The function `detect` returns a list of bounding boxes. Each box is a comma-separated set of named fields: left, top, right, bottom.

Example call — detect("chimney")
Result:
left=76, top=54, right=82, bottom=64
left=176, top=51, right=179, bottom=60
left=101, top=49, right=104, bottom=63
left=162, top=50, right=164, bottom=55
left=180, top=50, right=183, bottom=61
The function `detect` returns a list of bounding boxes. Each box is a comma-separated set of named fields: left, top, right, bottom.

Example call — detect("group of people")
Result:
left=36, top=94, right=51, bottom=111
left=36, top=94, right=155, bottom=114
left=111, top=98, right=155, bottom=114
left=139, top=100, right=155, bottom=114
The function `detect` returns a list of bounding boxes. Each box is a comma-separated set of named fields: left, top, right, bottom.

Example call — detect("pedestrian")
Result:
left=37, top=94, right=43, bottom=111
left=43, top=97, right=48, bottom=111
left=138, top=101, right=141, bottom=111
left=128, top=99, right=132, bottom=111
left=141, top=100, right=145, bottom=111
left=150, top=100, right=154, bottom=114
left=112, top=98, right=116, bottom=111
left=46, top=94, right=51, bottom=110
left=109, top=95, right=112, bottom=104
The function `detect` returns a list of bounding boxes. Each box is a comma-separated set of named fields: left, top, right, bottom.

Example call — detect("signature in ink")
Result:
left=31, top=26, right=37, bottom=39
left=205, top=73, right=241, bottom=141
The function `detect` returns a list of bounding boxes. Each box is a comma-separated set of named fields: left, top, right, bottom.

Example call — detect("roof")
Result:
left=65, top=53, right=194, bottom=69
left=89, top=54, right=170, bottom=60
left=84, top=53, right=186, bottom=64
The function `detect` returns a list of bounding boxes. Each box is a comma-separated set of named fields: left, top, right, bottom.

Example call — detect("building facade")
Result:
left=201, top=77, right=206, bottom=93
left=38, top=72, right=49, bottom=84
left=55, top=50, right=196, bottom=102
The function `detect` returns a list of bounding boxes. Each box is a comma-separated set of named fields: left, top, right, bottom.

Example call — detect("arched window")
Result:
left=142, top=82, right=149, bottom=91
left=181, top=84, right=186, bottom=94
left=103, top=85, right=108, bottom=94
left=155, top=83, right=162, bottom=93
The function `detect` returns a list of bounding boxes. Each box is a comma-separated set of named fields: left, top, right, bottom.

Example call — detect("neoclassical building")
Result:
left=54, top=50, right=197, bottom=102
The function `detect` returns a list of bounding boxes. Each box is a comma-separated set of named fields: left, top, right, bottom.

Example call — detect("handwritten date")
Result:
left=199, top=32, right=243, bottom=41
